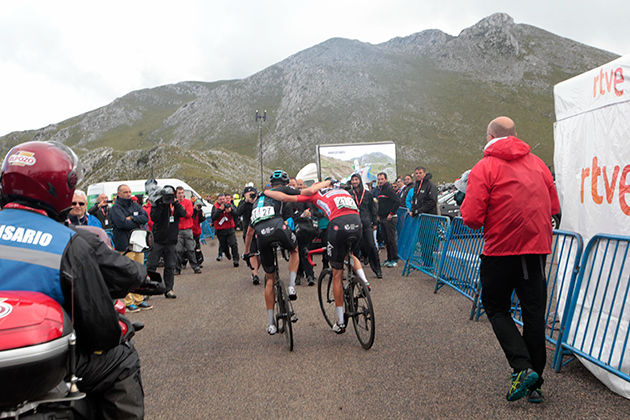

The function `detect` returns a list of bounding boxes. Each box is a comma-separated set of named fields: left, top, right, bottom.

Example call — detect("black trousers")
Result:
left=147, top=242, right=177, bottom=292
left=379, top=216, right=397, bottom=261
left=354, top=225, right=381, bottom=275
left=217, top=230, right=239, bottom=262
left=480, top=254, right=547, bottom=386
left=76, top=343, right=144, bottom=420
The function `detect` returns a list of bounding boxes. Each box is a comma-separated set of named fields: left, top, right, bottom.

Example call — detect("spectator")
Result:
left=211, top=193, right=239, bottom=267
left=175, top=186, right=202, bottom=274
left=376, top=172, right=400, bottom=267
left=236, top=186, right=261, bottom=284
left=147, top=186, right=185, bottom=299
left=460, top=116, right=560, bottom=403
left=409, top=166, right=438, bottom=216
left=192, top=199, right=206, bottom=266
left=400, top=174, right=414, bottom=207
left=350, top=173, right=382, bottom=278
left=143, top=198, right=154, bottom=232
left=67, top=190, right=102, bottom=227
left=88, top=193, right=112, bottom=228
left=110, top=184, right=152, bottom=313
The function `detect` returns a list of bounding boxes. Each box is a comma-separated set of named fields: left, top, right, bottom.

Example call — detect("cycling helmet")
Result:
left=269, top=170, right=290, bottom=185
left=1, top=141, right=83, bottom=214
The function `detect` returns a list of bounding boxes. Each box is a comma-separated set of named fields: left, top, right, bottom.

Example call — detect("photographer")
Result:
left=146, top=185, right=186, bottom=299
left=236, top=186, right=261, bottom=284
left=212, top=193, right=240, bottom=267
left=88, top=193, right=112, bottom=228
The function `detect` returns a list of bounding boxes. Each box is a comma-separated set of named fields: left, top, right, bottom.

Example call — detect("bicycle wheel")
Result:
left=317, top=268, right=336, bottom=328
left=350, top=278, right=375, bottom=349
left=275, top=280, right=294, bottom=351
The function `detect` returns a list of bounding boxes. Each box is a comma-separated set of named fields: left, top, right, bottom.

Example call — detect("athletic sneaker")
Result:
left=506, top=368, right=539, bottom=401
left=387, top=260, right=398, bottom=268
left=307, top=276, right=316, bottom=286
left=252, top=274, right=260, bottom=285
left=126, top=304, right=141, bottom=313
left=267, top=324, right=277, bottom=335
left=332, top=323, right=346, bottom=334
left=288, top=286, right=297, bottom=301
left=137, top=301, right=153, bottom=311
left=527, top=388, right=543, bottom=403
left=381, top=260, right=390, bottom=267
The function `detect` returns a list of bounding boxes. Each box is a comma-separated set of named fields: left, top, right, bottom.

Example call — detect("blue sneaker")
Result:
left=507, top=369, right=539, bottom=401
left=126, top=304, right=141, bottom=313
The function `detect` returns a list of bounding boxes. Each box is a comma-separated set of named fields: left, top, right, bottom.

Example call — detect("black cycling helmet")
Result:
left=269, top=170, right=290, bottom=185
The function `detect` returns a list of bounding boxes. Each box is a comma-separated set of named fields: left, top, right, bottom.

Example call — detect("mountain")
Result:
left=0, top=13, right=618, bottom=192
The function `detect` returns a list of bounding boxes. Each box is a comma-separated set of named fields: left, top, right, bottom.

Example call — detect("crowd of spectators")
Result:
left=69, top=164, right=443, bottom=310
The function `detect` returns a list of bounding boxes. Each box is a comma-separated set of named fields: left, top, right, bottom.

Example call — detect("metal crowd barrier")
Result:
left=396, top=207, right=408, bottom=239
left=433, top=217, right=485, bottom=320
left=509, top=230, right=584, bottom=365
left=397, top=210, right=421, bottom=262
left=200, top=220, right=215, bottom=244
left=554, top=234, right=630, bottom=385
left=402, top=214, right=451, bottom=278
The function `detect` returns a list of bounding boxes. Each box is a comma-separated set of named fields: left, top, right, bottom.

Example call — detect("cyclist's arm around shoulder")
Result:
left=300, top=180, right=331, bottom=196
left=264, top=189, right=296, bottom=202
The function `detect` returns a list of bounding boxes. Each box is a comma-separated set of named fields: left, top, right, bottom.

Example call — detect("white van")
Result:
left=86, top=178, right=213, bottom=217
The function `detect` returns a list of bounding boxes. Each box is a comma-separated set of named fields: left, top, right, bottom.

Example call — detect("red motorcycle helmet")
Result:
left=1, top=141, right=83, bottom=214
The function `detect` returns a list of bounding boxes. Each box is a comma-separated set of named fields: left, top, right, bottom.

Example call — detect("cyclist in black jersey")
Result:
left=244, top=170, right=329, bottom=335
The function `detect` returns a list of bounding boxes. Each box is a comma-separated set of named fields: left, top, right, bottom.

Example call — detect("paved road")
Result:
left=131, top=241, right=630, bottom=419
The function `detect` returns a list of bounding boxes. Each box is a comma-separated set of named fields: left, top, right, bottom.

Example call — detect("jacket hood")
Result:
left=484, top=136, right=531, bottom=161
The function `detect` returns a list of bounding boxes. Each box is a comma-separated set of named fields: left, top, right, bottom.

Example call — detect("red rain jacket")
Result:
left=460, top=136, right=560, bottom=256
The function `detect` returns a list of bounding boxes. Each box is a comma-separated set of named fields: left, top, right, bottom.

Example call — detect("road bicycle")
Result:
left=245, top=243, right=297, bottom=351
left=308, top=240, right=375, bottom=349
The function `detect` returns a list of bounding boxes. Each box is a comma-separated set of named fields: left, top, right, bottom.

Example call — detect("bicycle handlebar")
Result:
left=306, top=247, right=325, bottom=267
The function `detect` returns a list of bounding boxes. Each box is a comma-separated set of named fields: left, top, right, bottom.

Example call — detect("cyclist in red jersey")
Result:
left=262, top=179, right=372, bottom=334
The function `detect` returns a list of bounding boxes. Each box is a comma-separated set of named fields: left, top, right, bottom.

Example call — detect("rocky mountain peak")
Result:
left=457, top=12, right=519, bottom=56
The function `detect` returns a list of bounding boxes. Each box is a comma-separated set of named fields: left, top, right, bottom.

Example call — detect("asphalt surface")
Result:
left=131, top=240, right=630, bottom=419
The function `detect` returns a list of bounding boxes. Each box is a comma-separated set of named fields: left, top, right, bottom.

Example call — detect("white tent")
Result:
left=295, top=163, right=318, bottom=186
left=554, top=54, right=630, bottom=397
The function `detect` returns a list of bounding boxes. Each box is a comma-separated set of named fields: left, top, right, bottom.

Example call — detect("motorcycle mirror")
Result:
left=128, top=229, right=153, bottom=253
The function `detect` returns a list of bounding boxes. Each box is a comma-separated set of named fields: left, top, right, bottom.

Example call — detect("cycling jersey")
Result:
left=250, top=186, right=300, bottom=226
left=296, top=188, right=359, bottom=221
left=297, top=189, right=362, bottom=265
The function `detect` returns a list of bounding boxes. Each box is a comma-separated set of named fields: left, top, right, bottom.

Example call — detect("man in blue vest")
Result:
left=0, top=141, right=148, bottom=419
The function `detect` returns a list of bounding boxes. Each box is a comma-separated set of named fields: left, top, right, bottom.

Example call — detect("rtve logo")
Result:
left=593, top=67, right=624, bottom=98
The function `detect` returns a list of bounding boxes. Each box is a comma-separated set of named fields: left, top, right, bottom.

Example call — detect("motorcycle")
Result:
left=0, top=228, right=164, bottom=419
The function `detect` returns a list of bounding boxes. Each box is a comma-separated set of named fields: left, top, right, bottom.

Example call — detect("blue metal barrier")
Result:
left=200, top=220, right=215, bottom=244
left=508, top=230, right=584, bottom=366
left=554, top=234, right=630, bottom=385
left=397, top=212, right=421, bottom=262
left=396, top=207, right=408, bottom=239
left=402, top=214, right=450, bottom=278
left=433, top=217, right=485, bottom=320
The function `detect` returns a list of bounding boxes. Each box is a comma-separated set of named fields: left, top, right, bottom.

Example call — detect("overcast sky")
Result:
left=1, top=0, right=626, bottom=137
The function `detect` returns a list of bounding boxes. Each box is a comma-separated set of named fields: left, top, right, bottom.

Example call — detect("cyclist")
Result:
left=262, top=178, right=371, bottom=334
left=243, top=170, right=329, bottom=335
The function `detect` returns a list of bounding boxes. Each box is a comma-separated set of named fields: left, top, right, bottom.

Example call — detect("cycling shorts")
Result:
left=326, top=214, right=362, bottom=268
left=254, top=218, right=297, bottom=274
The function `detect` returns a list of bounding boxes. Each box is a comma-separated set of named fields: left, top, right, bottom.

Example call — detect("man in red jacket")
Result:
left=175, top=186, right=202, bottom=274
left=461, top=116, right=560, bottom=404
left=211, top=193, right=239, bottom=267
